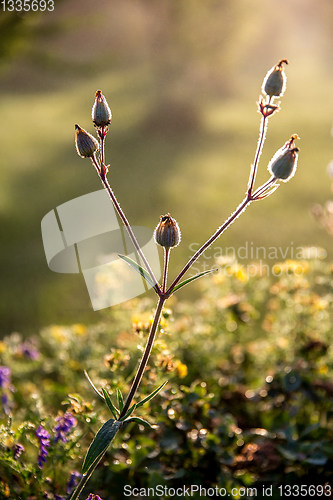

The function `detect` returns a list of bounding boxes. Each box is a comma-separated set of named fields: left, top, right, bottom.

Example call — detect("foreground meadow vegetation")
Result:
left=1, top=258, right=333, bottom=499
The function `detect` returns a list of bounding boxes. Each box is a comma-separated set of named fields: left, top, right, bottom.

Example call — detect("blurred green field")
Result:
left=1, top=0, right=333, bottom=335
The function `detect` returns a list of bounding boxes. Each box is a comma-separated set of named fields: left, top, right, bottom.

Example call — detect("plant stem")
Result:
left=68, top=460, right=98, bottom=500
left=91, top=155, right=161, bottom=295
left=99, top=127, right=106, bottom=166
left=167, top=195, right=250, bottom=294
left=67, top=441, right=122, bottom=500
left=252, top=175, right=276, bottom=200
left=119, top=295, right=166, bottom=419
left=69, top=297, right=165, bottom=499
left=248, top=114, right=268, bottom=197
left=162, top=248, right=170, bottom=294
left=167, top=109, right=270, bottom=295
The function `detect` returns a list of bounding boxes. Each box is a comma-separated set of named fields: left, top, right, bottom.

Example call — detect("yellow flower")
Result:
left=50, top=326, right=68, bottom=344
left=225, top=263, right=247, bottom=282
left=176, top=362, right=188, bottom=378
left=72, top=324, right=87, bottom=335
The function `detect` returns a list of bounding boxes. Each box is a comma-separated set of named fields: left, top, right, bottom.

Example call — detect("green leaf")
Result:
left=125, top=417, right=152, bottom=429
left=84, top=370, right=104, bottom=401
left=170, top=269, right=217, bottom=294
left=118, top=254, right=157, bottom=289
left=117, top=388, right=124, bottom=412
left=120, top=403, right=137, bottom=421
left=82, top=419, right=122, bottom=475
left=101, top=388, right=119, bottom=419
left=136, top=381, right=168, bottom=409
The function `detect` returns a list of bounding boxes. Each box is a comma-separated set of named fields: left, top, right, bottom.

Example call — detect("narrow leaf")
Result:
left=82, top=419, right=122, bottom=475
left=101, top=388, right=119, bottom=419
left=136, top=381, right=168, bottom=409
left=84, top=370, right=104, bottom=402
left=120, top=403, right=137, bottom=421
left=170, top=269, right=218, bottom=294
left=118, top=254, right=157, bottom=289
left=125, top=417, right=152, bottom=429
left=117, top=388, right=124, bottom=412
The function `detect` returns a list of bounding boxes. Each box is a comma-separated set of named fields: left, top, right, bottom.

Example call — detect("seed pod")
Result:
left=268, top=134, right=299, bottom=182
left=262, top=59, right=288, bottom=98
left=75, top=124, right=99, bottom=158
left=154, top=214, right=181, bottom=249
left=92, top=90, right=112, bottom=128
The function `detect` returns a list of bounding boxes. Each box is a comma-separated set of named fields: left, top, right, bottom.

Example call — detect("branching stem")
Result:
left=91, top=154, right=161, bottom=295
left=167, top=109, right=270, bottom=295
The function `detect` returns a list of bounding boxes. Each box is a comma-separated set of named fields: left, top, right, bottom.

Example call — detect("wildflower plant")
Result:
left=35, top=425, right=51, bottom=469
left=67, top=60, right=300, bottom=497
left=0, top=366, right=14, bottom=415
left=53, top=412, right=77, bottom=444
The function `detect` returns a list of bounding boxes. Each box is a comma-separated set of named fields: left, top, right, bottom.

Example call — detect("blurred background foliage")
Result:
left=1, top=261, right=333, bottom=498
left=1, top=0, right=333, bottom=335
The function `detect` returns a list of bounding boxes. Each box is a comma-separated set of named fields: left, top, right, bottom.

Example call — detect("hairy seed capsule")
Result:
left=154, top=214, right=181, bottom=249
left=92, top=90, right=112, bottom=128
left=262, top=59, right=289, bottom=98
left=75, top=124, right=99, bottom=158
left=268, top=134, right=299, bottom=182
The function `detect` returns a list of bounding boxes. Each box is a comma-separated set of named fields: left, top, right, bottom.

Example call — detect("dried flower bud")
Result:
left=75, top=124, right=99, bottom=158
left=268, top=134, right=299, bottom=182
left=154, top=214, right=181, bottom=249
left=92, top=90, right=112, bottom=128
left=262, top=59, right=288, bottom=98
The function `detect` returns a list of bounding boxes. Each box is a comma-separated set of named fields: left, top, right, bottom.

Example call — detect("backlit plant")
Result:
left=69, top=59, right=299, bottom=498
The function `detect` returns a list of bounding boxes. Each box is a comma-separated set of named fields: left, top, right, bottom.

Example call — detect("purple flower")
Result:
left=66, top=471, right=82, bottom=495
left=53, top=412, right=77, bottom=444
left=0, top=366, right=11, bottom=388
left=55, top=496, right=66, bottom=500
left=36, top=425, right=51, bottom=469
left=13, top=443, right=25, bottom=459
left=0, top=368, right=14, bottom=415
left=86, top=495, right=103, bottom=500
left=20, top=341, right=40, bottom=360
